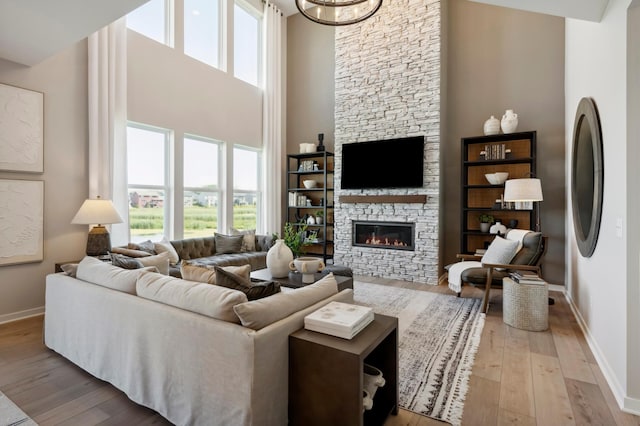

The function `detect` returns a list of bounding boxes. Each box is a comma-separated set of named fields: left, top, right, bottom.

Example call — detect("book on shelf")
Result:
left=304, top=301, right=374, bottom=339
left=474, top=248, right=487, bottom=256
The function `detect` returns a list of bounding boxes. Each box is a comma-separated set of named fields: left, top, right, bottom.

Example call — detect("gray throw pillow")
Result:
left=110, top=253, right=144, bottom=269
left=214, top=233, right=244, bottom=254
left=128, top=240, right=156, bottom=254
left=481, top=236, right=520, bottom=266
left=214, top=266, right=281, bottom=301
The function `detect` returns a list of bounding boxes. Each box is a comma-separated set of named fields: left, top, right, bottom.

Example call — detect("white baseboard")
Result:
left=0, top=306, right=45, bottom=325
left=563, top=291, right=640, bottom=416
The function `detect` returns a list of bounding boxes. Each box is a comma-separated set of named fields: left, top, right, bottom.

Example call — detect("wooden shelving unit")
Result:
left=461, top=131, right=537, bottom=254
left=286, top=151, right=334, bottom=262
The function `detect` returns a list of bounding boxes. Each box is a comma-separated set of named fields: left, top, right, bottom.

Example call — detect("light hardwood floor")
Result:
left=0, top=279, right=638, bottom=425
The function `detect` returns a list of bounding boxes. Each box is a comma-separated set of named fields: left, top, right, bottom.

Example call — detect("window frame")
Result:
left=126, top=122, right=173, bottom=242
left=126, top=0, right=175, bottom=47
left=233, top=0, right=263, bottom=87
left=232, top=144, right=262, bottom=231
left=183, top=0, right=225, bottom=69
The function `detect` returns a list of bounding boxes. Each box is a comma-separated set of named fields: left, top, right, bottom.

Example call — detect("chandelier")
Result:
left=295, top=0, right=383, bottom=26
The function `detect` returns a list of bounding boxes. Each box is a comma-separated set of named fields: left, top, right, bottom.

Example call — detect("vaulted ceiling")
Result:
left=0, top=0, right=609, bottom=67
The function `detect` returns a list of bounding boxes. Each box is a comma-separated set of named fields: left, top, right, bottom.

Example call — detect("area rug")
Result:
left=0, top=391, right=37, bottom=426
left=353, top=280, right=485, bottom=426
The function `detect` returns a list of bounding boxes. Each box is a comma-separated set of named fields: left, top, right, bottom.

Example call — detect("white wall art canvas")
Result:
left=0, top=179, right=44, bottom=266
left=0, top=83, right=44, bottom=173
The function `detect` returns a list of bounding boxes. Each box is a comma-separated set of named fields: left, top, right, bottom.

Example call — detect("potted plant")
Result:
left=315, top=210, right=324, bottom=225
left=274, top=222, right=309, bottom=258
left=478, top=214, right=494, bottom=233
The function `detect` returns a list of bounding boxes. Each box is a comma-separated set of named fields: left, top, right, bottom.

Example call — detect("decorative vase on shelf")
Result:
left=489, top=221, right=508, bottom=235
left=266, top=239, right=294, bottom=278
left=483, top=116, right=500, bottom=136
left=501, top=109, right=519, bottom=133
left=480, top=222, right=491, bottom=233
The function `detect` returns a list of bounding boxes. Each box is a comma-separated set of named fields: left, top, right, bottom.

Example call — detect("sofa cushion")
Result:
left=171, top=237, right=216, bottom=260
left=214, top=266, right=280, bottom=301
left=180, top=262, right=250, bottom=284
left=136, top=271, right=248, bottom=323
left=233, top=273, right=339, bottom=330
left=137, top=252, right=171, bottom=275
left=76, top=256, right=157, bottom=294
left=231, top=228, right=256, bottom=252
left=154, top=238, right=180, bottom=265
left=214, top=233, right=244, bottom=254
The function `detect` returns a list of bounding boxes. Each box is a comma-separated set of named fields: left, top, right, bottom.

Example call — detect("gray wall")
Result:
left=287, top=0, right=566, bottom=285
left=286, top=14, right=335, bottom=154
left=0, top=42, right=90, bottom=322
left=445, top=0, right=565, bottom=285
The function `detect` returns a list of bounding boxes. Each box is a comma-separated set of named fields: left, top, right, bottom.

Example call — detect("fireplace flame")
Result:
left=364, top=236, right=408, bottom=247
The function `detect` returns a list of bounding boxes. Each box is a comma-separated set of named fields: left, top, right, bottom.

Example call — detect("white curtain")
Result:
left=88, top=18, right=129, bottom=246
left=262, top=2, right=284, bottom=235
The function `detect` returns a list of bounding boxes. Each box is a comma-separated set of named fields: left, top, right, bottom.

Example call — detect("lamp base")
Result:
left=86, top=225, right=112, bottom=256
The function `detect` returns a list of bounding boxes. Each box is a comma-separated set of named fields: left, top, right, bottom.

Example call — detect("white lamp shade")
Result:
left=71, top=198, right=123, bottom=225
left=503, top=178, right=543, bottom=202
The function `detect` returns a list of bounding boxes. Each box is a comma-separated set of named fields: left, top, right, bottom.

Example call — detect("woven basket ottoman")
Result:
left=503, top=277, right=548, bottom=331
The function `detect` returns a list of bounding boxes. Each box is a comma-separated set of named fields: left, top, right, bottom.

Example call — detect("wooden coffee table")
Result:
left=250, top=268, right=354, bottom=292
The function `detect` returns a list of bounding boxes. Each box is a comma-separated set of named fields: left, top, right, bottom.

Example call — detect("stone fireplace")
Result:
left=333, top=0, right=441, bottom=284
left=352, top=221, right=415, bottom=251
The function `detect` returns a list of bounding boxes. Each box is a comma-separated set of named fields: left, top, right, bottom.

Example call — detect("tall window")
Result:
left=127, top=124, right=170, bottom=242
left=234, top=1, right=261, bottom=86
left=127, top=0, right=170, bottom=45
left=185, top=0, right=222, bottom=68
left=184, top=136, right=221, bottom=237
left=233, top=146, right=261, bottom=230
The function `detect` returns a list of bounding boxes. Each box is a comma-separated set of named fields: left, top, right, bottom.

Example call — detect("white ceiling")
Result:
left=0, top=0, right=149, bottom=66
left=468, top=0, right=609, bottom=22
left=0, top=0, right=608, bottom=67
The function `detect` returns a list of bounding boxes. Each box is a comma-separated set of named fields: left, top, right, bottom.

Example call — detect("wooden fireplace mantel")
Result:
left=338, top=195, right=427, bottom=204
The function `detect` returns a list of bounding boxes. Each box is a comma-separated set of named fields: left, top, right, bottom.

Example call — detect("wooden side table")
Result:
left=289, top=313, right=398, bottom=426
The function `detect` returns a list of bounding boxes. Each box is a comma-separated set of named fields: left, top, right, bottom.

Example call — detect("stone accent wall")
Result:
left=334, top=0, right=441, bottom=284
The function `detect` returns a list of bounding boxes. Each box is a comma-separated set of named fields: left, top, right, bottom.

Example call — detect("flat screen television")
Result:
left=341, top=136, right=424, bottom=189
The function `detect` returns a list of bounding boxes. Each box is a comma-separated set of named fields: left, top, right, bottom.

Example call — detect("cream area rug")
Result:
left=353, top=280, right=485, bottom=426
left=0, top=391, right=37, bottom=426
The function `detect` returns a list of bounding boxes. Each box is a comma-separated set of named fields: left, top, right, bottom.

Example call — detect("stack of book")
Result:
left=474, top=248, right=487, bottom=256
left=510, top=271, right=545, bottom=285
left=304, top=302, right=374, bottom=339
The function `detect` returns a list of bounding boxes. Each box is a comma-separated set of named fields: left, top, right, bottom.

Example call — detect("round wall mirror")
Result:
left=571, top=97, right=604, bottom=257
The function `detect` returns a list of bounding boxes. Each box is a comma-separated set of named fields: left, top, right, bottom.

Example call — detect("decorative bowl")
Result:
left=485, top=172, right=509, bottom=185
left=289, top=257, right=326, bottom=283
left=303, top=180, right=317, bottom=188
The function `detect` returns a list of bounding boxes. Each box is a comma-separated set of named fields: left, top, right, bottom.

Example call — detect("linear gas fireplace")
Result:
left=352, top=221, right=415, bottom=251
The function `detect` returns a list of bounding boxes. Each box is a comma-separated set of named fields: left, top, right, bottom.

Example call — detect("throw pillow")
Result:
left=60, top=263, right=78, bottom=277
left=233, top=273, right=339, bottom=330
left=128, top=240, right=156, bottom=254
left=481, top=236, right=520, bottom=267
left=214, top=266, right=280, bottom=301
left=154, top=238, right=180, bottom=265
left=138, top=251, right=171, bottom=275
left=214, top=233, right=244, bottom=254
left=110, top=253, right=144, bottom=269
left=180, top=262, right=251, bottom=285
left=231, top=228, right=256, bottom=252
left=136, top=271, right=248, bottom=323
left=110, top=246, right=153, bottom=258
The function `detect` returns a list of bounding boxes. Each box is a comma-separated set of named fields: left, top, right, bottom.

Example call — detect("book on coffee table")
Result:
left=304, top=301, right=374, bottom=339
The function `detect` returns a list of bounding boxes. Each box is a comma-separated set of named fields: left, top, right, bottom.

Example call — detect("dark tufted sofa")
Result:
left=168, top=235, right=273, bottom=277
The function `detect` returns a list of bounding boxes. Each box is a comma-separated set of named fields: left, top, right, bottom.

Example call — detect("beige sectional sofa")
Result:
left=44, top=257, right=353, bottom=426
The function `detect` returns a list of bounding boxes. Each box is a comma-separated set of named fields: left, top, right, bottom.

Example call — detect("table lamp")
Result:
left=72, top=196, right=123, bottom=256
left=503, top=178, right=543, bottom=231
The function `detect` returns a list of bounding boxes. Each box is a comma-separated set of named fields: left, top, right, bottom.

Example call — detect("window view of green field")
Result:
left=129, top=191, right=257, bottom=242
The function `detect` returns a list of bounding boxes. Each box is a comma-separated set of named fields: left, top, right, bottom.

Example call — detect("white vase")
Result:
left=483, top=115, right=500, bottom=135
left=501, top=109, right=519, bottom=133
left=315, top=215, right=323, bottom=224
left=266, top=239, right=294, bottom=278
left=489, top=221, right=508, bottom=235
left=480, top=222, right=491, bottom=233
